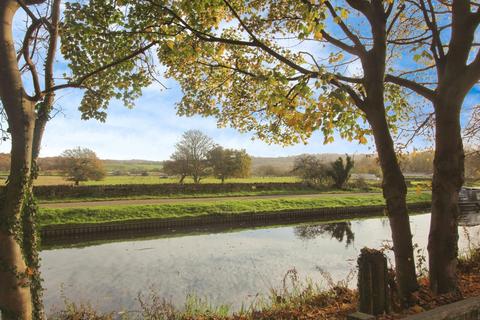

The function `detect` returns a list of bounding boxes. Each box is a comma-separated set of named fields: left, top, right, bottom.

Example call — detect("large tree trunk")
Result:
left=0, top=88, right=36, bottom=320
left=428, top=94, right=464, bottom=294
left=0, top=1, right=36, bottom=318
left=363, top=34, right=418, bottom=302
left=367, top=98, right=418, bottom=304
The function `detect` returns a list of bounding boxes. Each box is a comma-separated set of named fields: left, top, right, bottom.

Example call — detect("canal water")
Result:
left=40, top=213, right=480, bottom=314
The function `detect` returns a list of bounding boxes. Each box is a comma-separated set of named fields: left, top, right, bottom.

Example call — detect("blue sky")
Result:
left=0, top=78, right=373, bottom=161
left=0, top=3, right=477, bottom=161
left=0, top=6, right=375, bottom=161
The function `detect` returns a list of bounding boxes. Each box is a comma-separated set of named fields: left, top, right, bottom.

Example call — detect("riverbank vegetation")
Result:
left=50, top=247, right=480, bottom=320
left=38, top=193, right=431, bottom=227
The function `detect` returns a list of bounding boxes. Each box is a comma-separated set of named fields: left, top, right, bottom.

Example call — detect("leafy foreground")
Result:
left=49, top=248, right=480, bottom=320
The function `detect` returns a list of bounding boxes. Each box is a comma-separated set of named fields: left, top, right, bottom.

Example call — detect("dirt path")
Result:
left=40, top=192, right=382, bottom=209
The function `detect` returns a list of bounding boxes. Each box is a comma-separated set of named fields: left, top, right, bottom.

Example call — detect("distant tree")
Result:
left=162, top=159, right=189, bottom=183
left=465, top=150, right=480, bottom=181
left=353, top=156, right=381, bottom=177
left=328, top=155, right=354, bottom=189
left=292, top=155, right=329, bottom=186
left=60, top=147, right=106, bottom=185
left=208, top=146, right=251, bottom=183
left=400, top=150, right=434, bottom=174
left=0, top=153, right=10, bottom=171
left=294, top=222, right=354, bottom=247
left=253, top=165, right=288, bottom=177
left=172, top=130, right=214, bottom=183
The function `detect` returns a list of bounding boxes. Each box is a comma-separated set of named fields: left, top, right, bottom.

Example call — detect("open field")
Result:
left=38, top=192, right=431, bottom=226
left=0, top=175, right=302, bottom=186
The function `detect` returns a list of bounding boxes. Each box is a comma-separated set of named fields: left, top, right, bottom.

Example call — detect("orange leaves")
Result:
left=25, top=267, right=35, bottom=276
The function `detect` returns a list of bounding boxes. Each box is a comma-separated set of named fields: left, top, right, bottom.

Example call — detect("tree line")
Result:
left=163, top=130, right=251, bottom=183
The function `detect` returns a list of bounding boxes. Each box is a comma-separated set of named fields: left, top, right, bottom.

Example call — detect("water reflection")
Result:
left=459, top=213, right=480, bottom=227
left=39, top=213, right=480, bottom=314
left=294, top=222, right=354, bottom=247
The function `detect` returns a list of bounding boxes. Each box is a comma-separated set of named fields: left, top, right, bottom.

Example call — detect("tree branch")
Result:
left=385, top=74, right=436, bottom=101
left=44, top=42, right=158, bottom=94
left=21, top=18, right=43, bottom=100
left=221, top=0, right=316, bottom=76
left=324, top=0, right=366, bottom=54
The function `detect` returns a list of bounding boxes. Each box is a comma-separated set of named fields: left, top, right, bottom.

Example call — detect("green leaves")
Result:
left=60, top=0, right=408, bottom=149
left=62, top=0, right=154, bottom=121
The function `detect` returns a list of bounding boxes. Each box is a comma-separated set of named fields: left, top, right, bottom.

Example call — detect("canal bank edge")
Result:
left=403, top=295, right=480, bottom=320
left=40, top=201, right=431, bottom=238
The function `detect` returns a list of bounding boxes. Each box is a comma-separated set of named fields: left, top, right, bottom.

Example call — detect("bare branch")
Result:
left=385, top=74, right=436, bottom=101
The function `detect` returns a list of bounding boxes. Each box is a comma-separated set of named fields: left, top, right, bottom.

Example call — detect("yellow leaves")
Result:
left=410, top=305, right=425, bottom=314
left=285, top=113, right=303, bottom=127
left=324, top=136, right=335, bottom=144
left=329, top=53, right=344, bottom=64
left=25, top=267, right=35, bottom=277
left=166, top=40, right=175, bottom=50
left=333, top=8, right=348, bottom=23
left=314, top=30, right=323, bottom=40
left=217, top=44, right=225, bottom=56
left=358, top=136, right=368, bottom=144
left=416, top=185, right=422, bottom=195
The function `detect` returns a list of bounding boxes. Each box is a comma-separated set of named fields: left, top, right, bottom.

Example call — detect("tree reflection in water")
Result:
left=294, top=222, right=355, bottom=247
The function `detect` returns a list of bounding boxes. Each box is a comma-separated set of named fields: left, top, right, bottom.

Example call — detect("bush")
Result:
left=347, top=177, right=370, bottom=191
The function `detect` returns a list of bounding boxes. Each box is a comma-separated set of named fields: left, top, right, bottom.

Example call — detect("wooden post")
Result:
left=357, top=247, right=390, bottom=315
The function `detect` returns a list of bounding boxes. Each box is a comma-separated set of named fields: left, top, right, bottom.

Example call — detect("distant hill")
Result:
left=100, top=159, right=163, bottom=174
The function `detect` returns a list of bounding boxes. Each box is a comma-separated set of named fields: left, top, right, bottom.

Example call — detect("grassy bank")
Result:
left=38, top=193, right=431, bottom=227
left=37, top=188, right=382, bottom=203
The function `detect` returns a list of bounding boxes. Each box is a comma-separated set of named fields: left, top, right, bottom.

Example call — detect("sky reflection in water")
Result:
left=40, top=213, right=480, bottom=314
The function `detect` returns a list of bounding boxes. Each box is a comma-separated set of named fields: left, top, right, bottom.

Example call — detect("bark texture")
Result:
left=359, top=5, right=418, bottom=302
left=428, top=94, right=465, bottom=294
left=0, top=1, right=38, bottom=319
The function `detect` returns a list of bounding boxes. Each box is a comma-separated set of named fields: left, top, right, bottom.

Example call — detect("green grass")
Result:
left=38, top=192, right=431, bottom=227
left=37, top=188, right=384, bottom=203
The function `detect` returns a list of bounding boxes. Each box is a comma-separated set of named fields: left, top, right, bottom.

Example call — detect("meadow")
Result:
left=0, top=174, right=302, bottom=186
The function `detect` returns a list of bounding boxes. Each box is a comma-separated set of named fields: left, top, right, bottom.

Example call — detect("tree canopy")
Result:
left=208, top=146, right=251, bottom=182
left=62, top=0, right=413, bottom=146
left=327, top=155, right=354, bottom=189
left=60, top=147, right=106, bottom=185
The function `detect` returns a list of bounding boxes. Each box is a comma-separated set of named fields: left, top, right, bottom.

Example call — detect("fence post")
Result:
left=357, top=247, right=390, bottom=315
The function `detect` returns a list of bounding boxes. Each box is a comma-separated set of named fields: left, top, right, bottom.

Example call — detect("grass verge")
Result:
left=38, top=193, right=431, bottom=227
left=37, top=188, right=382, bottom=203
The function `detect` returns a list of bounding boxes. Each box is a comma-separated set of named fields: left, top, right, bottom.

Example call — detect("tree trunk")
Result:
left=0, top=92, right=35, bottom=320
left=179, top=175, right=186, bottom=184
left=428, top=96, right=464, bottom=294
left=0, top=1, right=36, bottom=318
left=367, top=101, right=418, bottom=304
